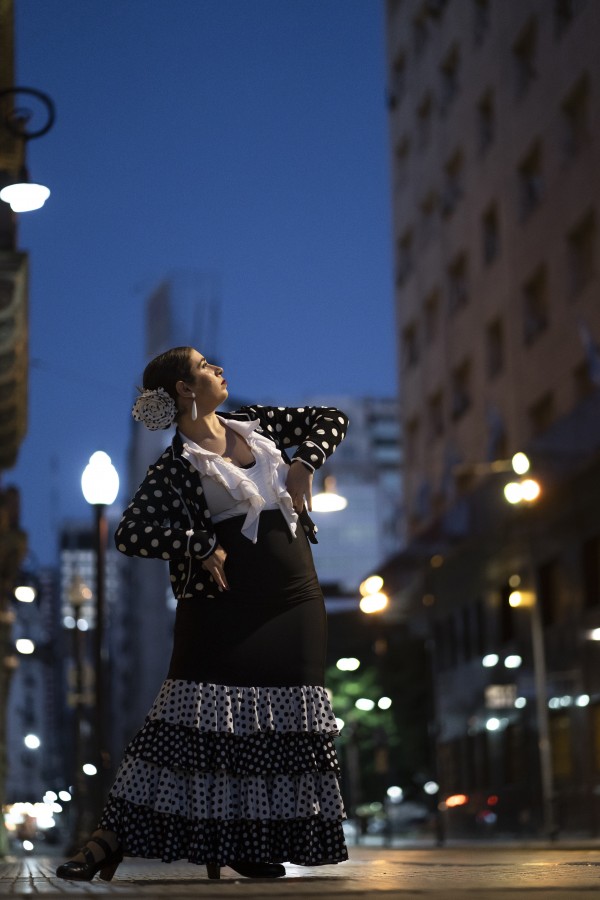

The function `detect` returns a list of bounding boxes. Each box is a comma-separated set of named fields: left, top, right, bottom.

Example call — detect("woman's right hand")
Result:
left=201, top=544, right=229, bottom=591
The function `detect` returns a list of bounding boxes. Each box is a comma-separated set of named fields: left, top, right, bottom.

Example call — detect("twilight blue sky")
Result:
left=8, top=0, right=396, bottom=564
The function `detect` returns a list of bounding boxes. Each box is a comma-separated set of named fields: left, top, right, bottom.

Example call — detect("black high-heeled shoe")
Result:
left=56, top=836, right=123, bottom=882
left=206, top=861, right=285, bottom=879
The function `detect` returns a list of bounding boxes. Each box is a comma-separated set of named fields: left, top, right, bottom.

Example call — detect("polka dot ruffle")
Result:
left=147, top=680, right=339, bottom=736
left=126, top=721, right=341, bottom=775
left=99, top=679, right=348, bottom=865
left=99, top=796, right=348, bottom=866
left=109, top=760, right=345, bottom=822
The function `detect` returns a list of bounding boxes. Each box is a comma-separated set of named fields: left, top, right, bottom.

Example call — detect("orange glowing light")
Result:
left=445, top=793, right=469, bottom=808
left=487, top=795, right=499, bottom=806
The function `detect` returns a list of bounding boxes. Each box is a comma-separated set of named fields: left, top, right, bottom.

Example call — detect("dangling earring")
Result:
left=191, top=393, right=198, bottom=421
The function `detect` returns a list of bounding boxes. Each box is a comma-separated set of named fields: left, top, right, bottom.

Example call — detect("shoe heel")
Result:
left=206, top=863, right=220, bottom=879
left=99, top=858, right=121, bottom=882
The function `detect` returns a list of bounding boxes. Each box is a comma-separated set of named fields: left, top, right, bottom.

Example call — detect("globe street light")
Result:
left=81, top=451, right=118, bottom=816
left=0, top=87, right=55, bottom=213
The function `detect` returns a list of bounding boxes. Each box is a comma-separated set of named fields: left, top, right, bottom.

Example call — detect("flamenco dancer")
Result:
left=56, top=345, right=349, bottom=881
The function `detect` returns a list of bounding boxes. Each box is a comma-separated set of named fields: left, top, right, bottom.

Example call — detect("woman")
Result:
left=57, top=346, right=349, bottom=881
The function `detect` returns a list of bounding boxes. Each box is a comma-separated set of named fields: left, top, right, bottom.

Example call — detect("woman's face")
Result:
left=186, top=348, right=228, bottom=408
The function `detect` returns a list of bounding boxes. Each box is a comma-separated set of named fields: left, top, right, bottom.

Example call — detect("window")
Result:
left=523, top=265, right=548, bottom=343
left=388, top=52, right=406, bottom=111
left=567, top=209, right=596, bottom=296
left=394, top=137, right=411, bottom=192
left=440, top=45, right=460, bottom=114
left=513, top=19, right=537, bottom=97
left=505, top=723, right=527, bottom=784
left=486, top=406, right=507, bottom=460
left=419, top=190, right=438, bottom=248
left=424, top=289, right=440, bottom=343
left=451, top=359, right=471, bottom=420
left=406, top=415, right=420, bottom=465
left=413, top=8, right=429, bottom=57
left=573, top=359, right=596, bottom=402
left=477, top=89, right=494, bottom=154
left=473, top=0, right=491, bottom=45
left=562, top=74, right=590, bottom=158
left=428, top=0, right=449, bottom=18
left=529, top=392, right=555, bottom=437
left=396, top=228, right=414, bottom=285
left=550, top=713, right=573, bottom=780
left=448, top=253, right=468, bottom=313
left=486, top=318, right=504, bottom=378
left=582, top=535, right=600, bottom=609
left=441, top=150, right=463, bottom=218
left=518, top=142, right=543, bottom=219
left=428, top=390, right=444, bottom=439
left=482, top=204, right=500, bottom=264
left=554, top=0, right=587, bottom=37
left=474, top=597, right=486, bottom=656
left=402, top=321, right=419, bottom=369
left=499, top=584, right=517, bottom=644
left=417, top=92, right=433, bottom=150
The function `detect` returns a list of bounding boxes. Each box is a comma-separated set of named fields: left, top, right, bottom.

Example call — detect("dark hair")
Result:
left=142, top=346, right=194, bottom=414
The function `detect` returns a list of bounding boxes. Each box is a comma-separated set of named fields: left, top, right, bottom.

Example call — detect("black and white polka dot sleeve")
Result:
left=113, top=463, right=216, bottom=561
left=241, top=405, right=349, bottom=471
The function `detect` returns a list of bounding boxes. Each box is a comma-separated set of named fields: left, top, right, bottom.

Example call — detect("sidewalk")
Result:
left=2, top=845, right=600, bottom=899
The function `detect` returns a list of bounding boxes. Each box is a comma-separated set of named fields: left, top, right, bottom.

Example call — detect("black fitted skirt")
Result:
left=168, top=509, right=327, bottom=687
left=99, top=509, right=348, bottom=867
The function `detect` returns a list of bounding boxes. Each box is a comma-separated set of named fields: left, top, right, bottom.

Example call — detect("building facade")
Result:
left=387, top=0, right=600, bottom=535
left=385, top=0, right=600, bottom=835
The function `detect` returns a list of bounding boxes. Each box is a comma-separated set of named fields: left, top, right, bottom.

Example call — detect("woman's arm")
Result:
left=114, top=461, right=217, bottom=561
left=240, top=404, right=349, bottom=471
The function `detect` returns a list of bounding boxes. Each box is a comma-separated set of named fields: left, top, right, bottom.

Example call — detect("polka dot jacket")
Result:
left=114, top=404, right=349, bottom=602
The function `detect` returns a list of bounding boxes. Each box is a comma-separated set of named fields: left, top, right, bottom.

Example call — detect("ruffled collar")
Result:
left=179, top=417, right=297, bottom=543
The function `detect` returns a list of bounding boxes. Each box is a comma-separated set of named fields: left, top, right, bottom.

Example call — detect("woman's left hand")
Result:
left=286, top=461, right=313, bottom=513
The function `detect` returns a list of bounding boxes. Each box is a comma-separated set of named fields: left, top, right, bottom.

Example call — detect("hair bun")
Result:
left=132, top=387, right=178, bottom=430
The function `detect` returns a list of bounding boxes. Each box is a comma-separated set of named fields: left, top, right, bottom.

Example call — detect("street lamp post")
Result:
left=67, top=577, right=95, bottom=851
left=0, top=87, right=55, bottom=215
left=80, top=452, right=119, bottom=818
left=509, top=584, right=556, bottom=838
left=504, top=455, right=557, bottom=839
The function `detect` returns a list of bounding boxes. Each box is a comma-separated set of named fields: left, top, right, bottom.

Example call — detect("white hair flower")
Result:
left=131, top=387, right=178, bottom=430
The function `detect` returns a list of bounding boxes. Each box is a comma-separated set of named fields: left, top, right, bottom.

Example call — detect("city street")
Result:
left=1, top=844, right=600, bottom=898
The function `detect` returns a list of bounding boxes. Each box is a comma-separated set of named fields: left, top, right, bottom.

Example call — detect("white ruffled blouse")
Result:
left=180, top=417, right=298, bottom=544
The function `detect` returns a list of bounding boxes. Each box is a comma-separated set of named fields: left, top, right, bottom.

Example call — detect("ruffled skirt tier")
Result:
left=99, top=680, right=348, bottom=866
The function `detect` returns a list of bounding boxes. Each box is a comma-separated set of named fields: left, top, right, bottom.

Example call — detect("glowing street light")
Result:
left=336, top=657, right=360, bottom=671
left=359, top=574, right=388, bottom=614
left=360, top=575, right=384, bottom=596
left=0, top=179, right=50, bottom=212
left=503, top=478, right=541, bottom=504
left=311, top=475, right=347, bottom=512
left=511, top=452, right=530, bottom=475
left=14, top=585, right=36, bottom=603
left=0, top=87, right=55, bottom=212
left=81, top=451, right=119, bottom=820
left=359, top=592, right=389, bottom=614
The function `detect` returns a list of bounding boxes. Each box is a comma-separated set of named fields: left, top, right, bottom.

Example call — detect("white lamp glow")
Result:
left=0, top=182, right=50, bottom=212
left=81, top=451, right=119, bottom=506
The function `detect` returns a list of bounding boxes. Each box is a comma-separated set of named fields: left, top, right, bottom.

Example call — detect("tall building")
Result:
left=6, top=568, right=63, bottom=805
left=117, top=276, right=225, bottom=742
left=387, top=0, right=600, bottom=536
left=59, top=522, right=124, bottom=770
left=385, top=0, right=600, bottom=836
left=0, top=0, right=30, bottom=854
